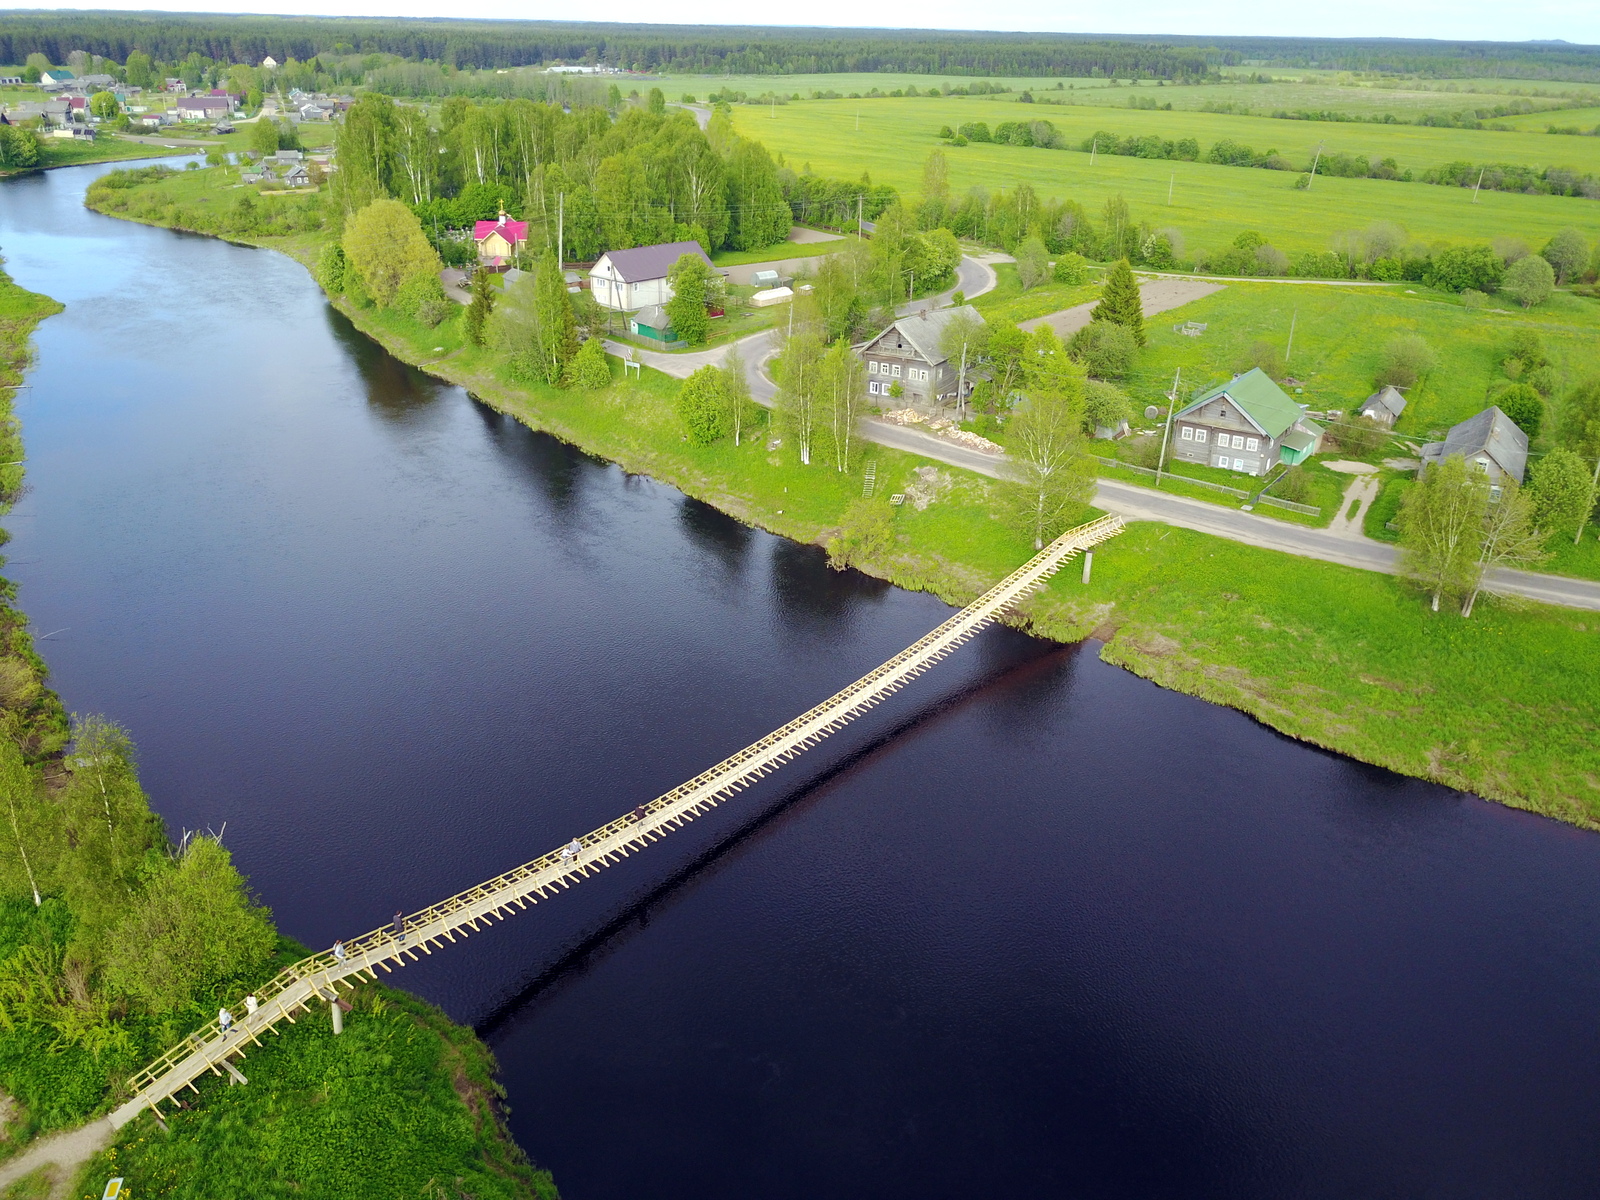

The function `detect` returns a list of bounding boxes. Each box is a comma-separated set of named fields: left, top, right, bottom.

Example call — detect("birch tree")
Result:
left=1398, top=455, right=1490, bottom=612
left=392, top=105, right=439, bottom=205
left=777, top=324, right=825, bottom=467
left=1001, top=354, right=1094, bottom=549
left=0, top=738, right=42, bottom=906
left=1461, top=481, right=1548, bottom=617
left=822, top=339, right=866, bottom=472
left=722, top=345, right=752, bottom=447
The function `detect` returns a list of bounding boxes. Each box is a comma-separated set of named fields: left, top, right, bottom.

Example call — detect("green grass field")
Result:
left=735, top=100, right=1600, bottom=258
left=1123, top=281, right=1600, bottom=438
left=738, top=91, right=1600, bottom=176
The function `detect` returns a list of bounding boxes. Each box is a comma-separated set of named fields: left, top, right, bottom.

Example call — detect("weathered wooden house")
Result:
left=1418, top=406, right=1528, bottom=489
left=1169, top=368, right=1325, bottom=477
left=854, top=305, right=985, bottom=407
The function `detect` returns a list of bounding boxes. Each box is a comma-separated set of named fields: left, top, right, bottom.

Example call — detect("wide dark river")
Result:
left=3, top=160, right=1599, bottom=1198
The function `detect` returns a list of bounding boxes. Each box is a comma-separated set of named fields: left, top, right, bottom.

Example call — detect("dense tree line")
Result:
left=332, top=96, right=796, bottom=261
left=0, top=15, right=1216, bottom=78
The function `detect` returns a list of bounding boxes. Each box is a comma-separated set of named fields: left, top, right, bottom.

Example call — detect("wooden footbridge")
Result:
left=110, top=514, right=1124, bottom=1130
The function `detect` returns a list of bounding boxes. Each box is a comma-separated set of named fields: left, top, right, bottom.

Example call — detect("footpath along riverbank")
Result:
left=75, top=176, right=1600, bottom=826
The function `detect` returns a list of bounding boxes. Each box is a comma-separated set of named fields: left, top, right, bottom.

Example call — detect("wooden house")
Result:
left=629, top=305, right=678, bottom=344
left=589, top=241, right=713, bottom=311
left=853, top=305, right=986, bottom=408
left=1418, top=406, right=1528, bottom=489
left=1170, top=368, right=1325, bottom=477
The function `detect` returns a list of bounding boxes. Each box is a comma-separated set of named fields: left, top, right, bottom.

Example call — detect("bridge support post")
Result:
left=330, top=1000, right=343, bottom=1036
left=1082, top=551, right=1094, bottom=585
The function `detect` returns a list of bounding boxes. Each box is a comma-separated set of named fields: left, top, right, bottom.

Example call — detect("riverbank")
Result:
left=0, top=263, right=558, bottom=1198
left=332, top=284, right=1599, bottom=828
left=0, top=135, right=194, bottom=179
left=76, top=188, right=1600, bottom=824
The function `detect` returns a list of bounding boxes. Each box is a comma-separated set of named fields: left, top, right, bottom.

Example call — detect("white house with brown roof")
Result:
left=589, top=241, right=714, bottom=311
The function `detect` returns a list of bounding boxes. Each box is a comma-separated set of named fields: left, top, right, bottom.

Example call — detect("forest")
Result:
left=329, top=95, right=900, bottom=264
left=8, top=15, right=1600, bottom=83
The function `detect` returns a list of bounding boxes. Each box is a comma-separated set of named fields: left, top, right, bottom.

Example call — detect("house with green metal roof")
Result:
left=1168, top=368, right=1324, bottom=477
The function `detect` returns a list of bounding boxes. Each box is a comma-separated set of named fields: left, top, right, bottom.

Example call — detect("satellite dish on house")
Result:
left=1144, top=405, right=1160, bottom=419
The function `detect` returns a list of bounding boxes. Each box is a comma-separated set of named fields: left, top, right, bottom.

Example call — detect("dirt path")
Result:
left=0, top=1118, right=113, bottom=1199
left=1327, top=473, right=1383, bottom=539
left=1020, top=279, right=1225, bottom=338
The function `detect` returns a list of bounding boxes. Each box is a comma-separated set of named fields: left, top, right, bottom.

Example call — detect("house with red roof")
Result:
left=474, top=211, right=529, bottom=269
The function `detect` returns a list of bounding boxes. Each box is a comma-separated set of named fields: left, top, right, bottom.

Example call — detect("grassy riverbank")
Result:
left=327, top=283, right=1600, bottom=829
left=0, top=263, right=556, bottom=1198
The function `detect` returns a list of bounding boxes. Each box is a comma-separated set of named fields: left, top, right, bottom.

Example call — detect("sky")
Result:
left=12, top=2, right=1600, bottom=47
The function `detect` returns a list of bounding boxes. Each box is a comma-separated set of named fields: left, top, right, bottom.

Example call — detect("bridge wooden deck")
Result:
left=110, top=514, right=1124, bottom=1129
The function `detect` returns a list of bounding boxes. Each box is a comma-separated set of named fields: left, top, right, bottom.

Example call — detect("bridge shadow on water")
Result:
left=476, top=626, right=1082, bottom=1040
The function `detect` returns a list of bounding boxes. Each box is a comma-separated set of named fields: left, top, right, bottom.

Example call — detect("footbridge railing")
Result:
left=110, top=514, right=1124, bottom=1129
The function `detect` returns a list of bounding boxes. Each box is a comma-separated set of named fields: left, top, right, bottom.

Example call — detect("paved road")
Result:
left=848, top=420, right=1600, bottom=611
left=597, top=265, right=1600, bottom=610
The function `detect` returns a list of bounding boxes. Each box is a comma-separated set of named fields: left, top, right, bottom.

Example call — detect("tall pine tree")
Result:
left=1091, top=258, right=1145, bottom=346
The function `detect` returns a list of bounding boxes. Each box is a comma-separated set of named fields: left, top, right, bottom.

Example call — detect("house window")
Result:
left=1230, top=435, right=1244, bottom=450
left=1194, top=428, right=1208, bottom=444
left=892, top=364, right=902, bottom=378
left=1180, top=427, right=1193, bottom=441
left=1246, top=438, right=1259, bottom=452
left=1234, top=458, right=1247, bottom=471
left=869, top=361, right=879, bottom=374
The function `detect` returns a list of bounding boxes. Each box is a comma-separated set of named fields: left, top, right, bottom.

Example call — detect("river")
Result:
left=3, top=159, right=1599, bottom=1198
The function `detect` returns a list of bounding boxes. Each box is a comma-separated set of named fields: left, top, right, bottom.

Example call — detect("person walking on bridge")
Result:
left=332, top=940, right=347, bottom=964
left=244, top=994, right=258, bottom=1018
left=561, top=838, right=582, bottom=866
left=218, top=1007, right=233, bottom=1036
left=393, top=910, right=407, bottom=944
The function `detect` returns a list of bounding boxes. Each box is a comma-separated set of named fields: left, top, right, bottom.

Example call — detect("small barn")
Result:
left=1358, top=385, right=1407, bottom=428
left=629, top=305, right=679, bottom=345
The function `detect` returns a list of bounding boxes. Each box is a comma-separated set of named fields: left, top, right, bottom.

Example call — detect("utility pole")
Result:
left=1168, top=172, right=1174, bottom=205
left=1091, top=138, right=1097, bottom=165
left=1285, top=307, right=1298, bottom=363
left=857, top=193, right=863, bottom=239
left=1472, top=167, right=1485, bottom=203
left=557, top=192, right=564, bottom=270
left=1307, top=141, right=1323, bottom=188
left=1155, top=367, right=1181, bottom=486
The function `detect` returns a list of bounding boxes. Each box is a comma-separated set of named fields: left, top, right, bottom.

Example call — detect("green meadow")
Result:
left=1124, top=282, right=1600, bottom=435
left=732, top=99, right=1600, bottom=257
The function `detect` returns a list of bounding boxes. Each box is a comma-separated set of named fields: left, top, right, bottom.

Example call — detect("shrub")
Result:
left=826, top=498, right=897, bottom=569
left=1374, top=334, right=1437, bottom=389
left=1502, top=254, right=1555, bottom=308
left=392, top=273, right=452, bottom=327
left=1369, top=257, right=1402, bottom=282
left=1067, top=321, right=1137, bottom=380
left=1052, top=252, right=1089, bottom=285
left=1425, top=244, right=1504, bottom=293
left=676, top=365, right=730, bottom=444
left=565, top=337, right=612, bottom=390
left=1495, top=383, right=1545, bottom=436
left=316, top=242, right=348, bottom=295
